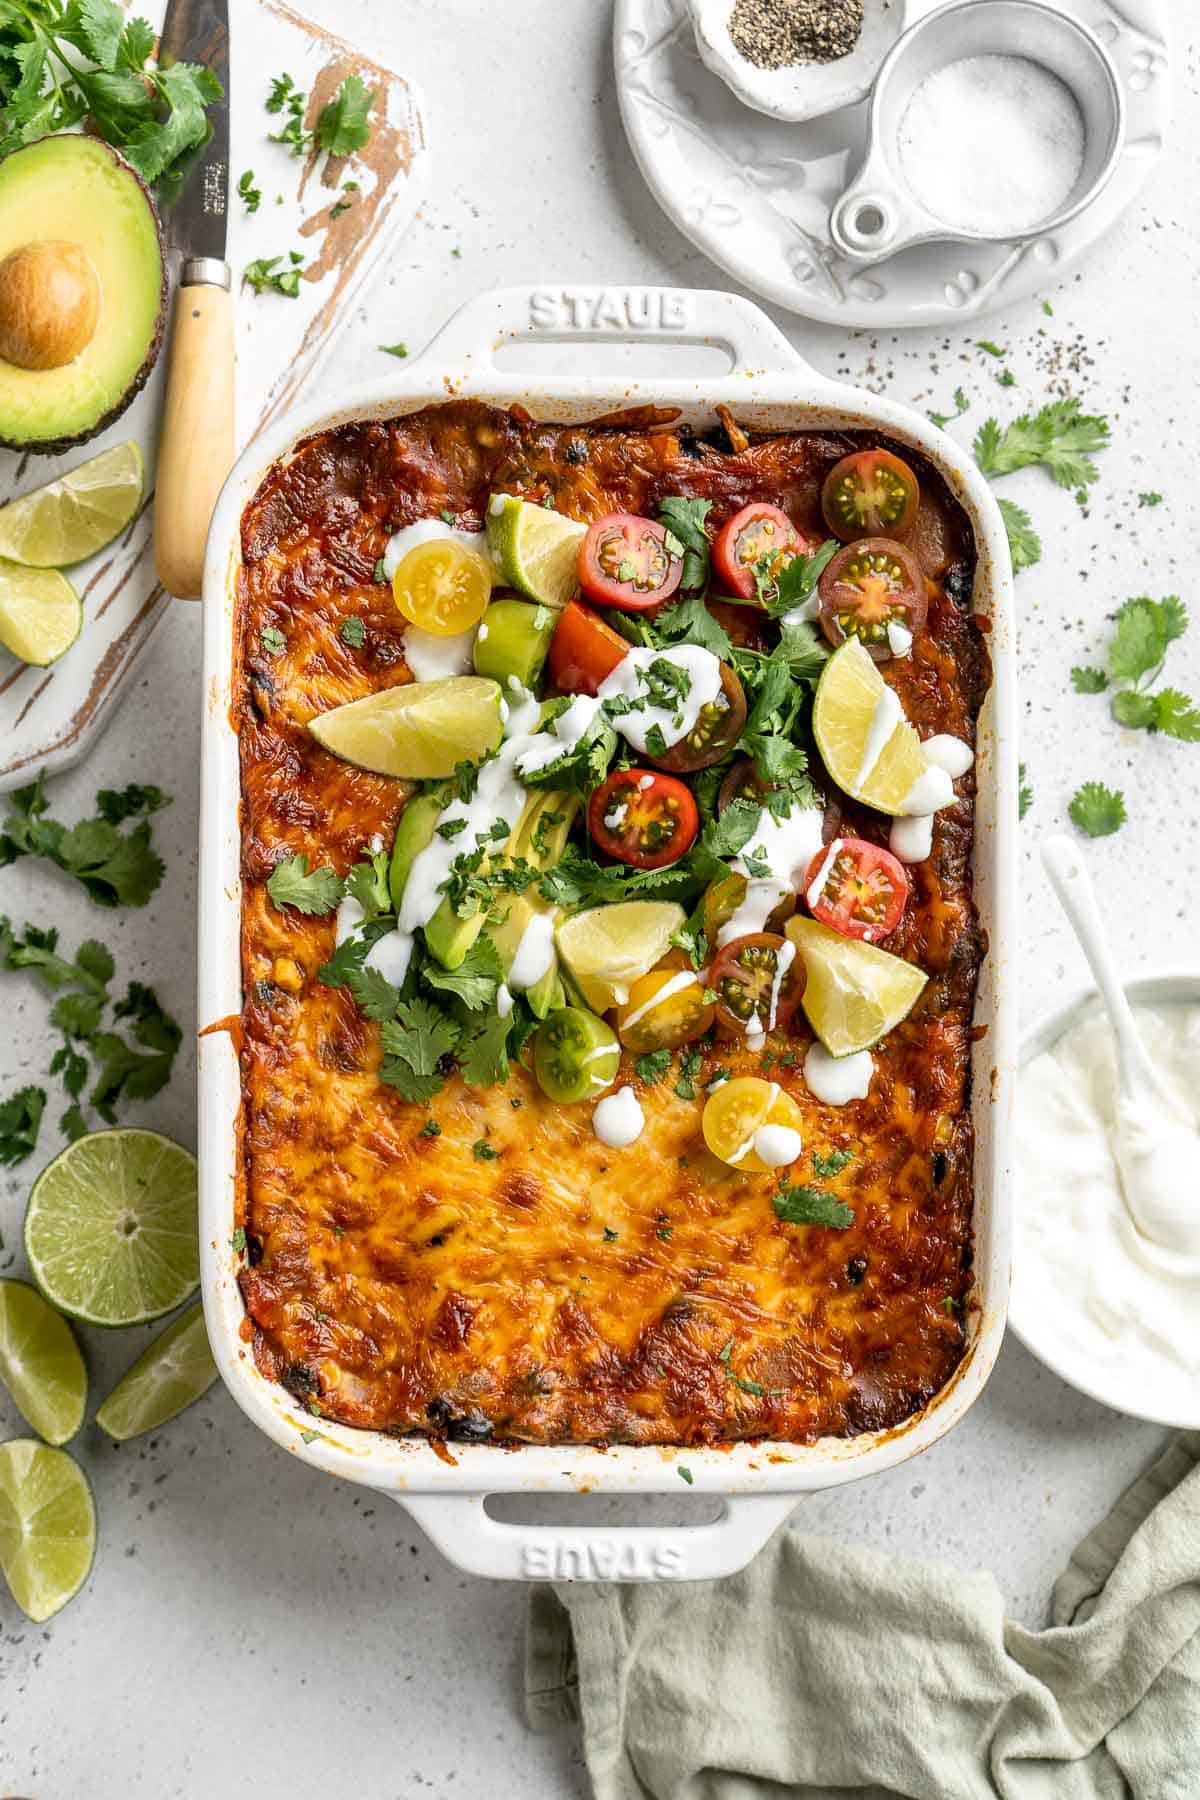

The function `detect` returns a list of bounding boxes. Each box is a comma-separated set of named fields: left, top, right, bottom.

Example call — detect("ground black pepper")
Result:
left=728, top=0, right=864, bottom=70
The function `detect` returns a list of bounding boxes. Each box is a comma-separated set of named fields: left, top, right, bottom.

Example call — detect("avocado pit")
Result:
left=0, top=240, right=101, bottom=371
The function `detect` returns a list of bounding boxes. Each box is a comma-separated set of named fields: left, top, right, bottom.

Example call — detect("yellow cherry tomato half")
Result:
left=702, top=1075, right=804, bottom=1175
left=392, top=539, right=492, bottom=637
left=616, top=959, right=715, bottom=1054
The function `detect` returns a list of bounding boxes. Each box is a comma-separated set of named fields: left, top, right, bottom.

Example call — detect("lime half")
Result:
left=0, top=441, right=144, bottom=567
left=556, top=901, right=685, bottom=1012
left=0, top=1279, right=87, bottom=1445
left=25, top=1129, right=199, bottom=1328
left=0, top=1440, right=95, bottom=1621
left=486, top=494, right=585, bottom=609
left=308, top=675, right=503, bottom=779
left=0, top=560, right=81, bottom=665
left=96, top=1301, right=218, bottom=1441
left=812, top=637, right=928, bottom=816
left=787, top=915, right=927, bottom=1057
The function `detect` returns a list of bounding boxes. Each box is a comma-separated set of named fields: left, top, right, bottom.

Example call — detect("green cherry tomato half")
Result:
left=821, top=449, right=920, bottom=542
left=533, top=1006, right=620, bottom=1103
left=472, top=597, right=557, bottom=690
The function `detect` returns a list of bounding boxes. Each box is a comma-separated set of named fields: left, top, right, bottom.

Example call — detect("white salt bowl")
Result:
left=689, top=0, right=908, bottom=122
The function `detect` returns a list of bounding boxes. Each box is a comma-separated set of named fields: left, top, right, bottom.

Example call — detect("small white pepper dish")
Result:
left=689, top=0, right=906, bottom=122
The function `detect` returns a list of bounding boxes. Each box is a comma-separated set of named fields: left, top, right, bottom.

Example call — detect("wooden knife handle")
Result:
left=153, top=269, right=235, bottom=601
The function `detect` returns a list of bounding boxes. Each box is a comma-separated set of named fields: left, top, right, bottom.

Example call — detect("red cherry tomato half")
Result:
left=578, top=513, right=683, bottom=611
left=821, top=450, right=920, bottom=542
left=817, top=537, right=927, bottom=661
left=712, top=503, right=801, bottom=601
left=710, top=932, right=806, bottom=1039
left=587, top=769, right=699, bottom=871
left=648, top=662, right=748, bottom=774
left=803, top=837, right=909, bottom=943
left=548, top=599, right=630, bottom=696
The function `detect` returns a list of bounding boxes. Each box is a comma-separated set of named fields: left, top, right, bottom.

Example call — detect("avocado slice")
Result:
left=389, top=793, right=445, bottom=913
left=425, top=789, right=579, bottom=971
left=0, top=137, right=165, bottom=452
left=486, top=894, right=565, bottom=1019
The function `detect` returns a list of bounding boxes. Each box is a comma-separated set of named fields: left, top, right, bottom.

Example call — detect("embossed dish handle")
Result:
left=416, top=283, right=814, bottom=379
left=395, top=1491, right=800, bottom=1583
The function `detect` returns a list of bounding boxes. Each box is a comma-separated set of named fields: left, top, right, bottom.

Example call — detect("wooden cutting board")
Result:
left=0, top=0, right=428, bottom=791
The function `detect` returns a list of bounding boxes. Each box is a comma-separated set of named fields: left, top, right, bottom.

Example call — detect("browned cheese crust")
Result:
left=235, top=402, right=989, bottom=1446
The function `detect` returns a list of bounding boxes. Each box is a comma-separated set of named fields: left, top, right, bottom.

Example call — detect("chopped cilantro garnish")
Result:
left=238, top=170, right=261, bottom=213
left=472, top=1138, right=500, bottom=1161
left=340, top=616, right=366, bottom=648
left=810, top=1149, right=852, bottom=1178
left=635, top=1048, right=671, bottom=1086
left=773, top=1186, right=854, bottom=1229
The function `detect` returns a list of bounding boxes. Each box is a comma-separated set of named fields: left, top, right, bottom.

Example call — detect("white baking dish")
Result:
left=198, top=286, right=1017, bottom=1583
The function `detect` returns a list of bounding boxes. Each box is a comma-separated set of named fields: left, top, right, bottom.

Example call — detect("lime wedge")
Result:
left=308, top=675, right=503, bottom=779
left=787, top=915, right=927, bottom=1057
left=0, top=560, right=81, bottom=665
left=0, top=441, right=144, bottom=567
left=812, top=637, right=929, bottom=816
left=0, top=1440, right=95, bottom=1621
left=556, top=901, right=685, bottom=1011
left=0, top=1279, right=87, bottom=1446
left=96, top=1301, right=218, bottom=1441
left=486, top=494, right=585, bottom=609
left=24, top=1129, right=199, bottom=1328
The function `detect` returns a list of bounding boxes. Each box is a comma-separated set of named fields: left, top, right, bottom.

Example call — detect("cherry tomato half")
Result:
left=578, top=513, right=683, bottom=611
left=650, top=662, right=747, bottom=774
left=710, top=932, right=805, bottom=1040
left=817, top=537, right=927, bottom=661
left=616, top=958, right=715, bottom=1054
left=703, top=1076, right=805, bottom=1174
left=548, top=599, right=630, bottom=696
left=804, top=837, right=909, bottom=943
left=392, top=539, right=492, bottom=636
left=588, top=769, right=699, bottom=871
left=821, top=450, right=920, bottom=542
left=712, top=503, right=801, bottom=601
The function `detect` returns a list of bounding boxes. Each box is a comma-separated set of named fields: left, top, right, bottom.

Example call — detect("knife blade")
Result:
left=152, top=0, right=235, bottom=601
left=158, top=0, right=231, bottom=270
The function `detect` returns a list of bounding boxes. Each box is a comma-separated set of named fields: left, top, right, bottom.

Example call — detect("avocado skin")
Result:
left=0, top=137, right=167, bottom=455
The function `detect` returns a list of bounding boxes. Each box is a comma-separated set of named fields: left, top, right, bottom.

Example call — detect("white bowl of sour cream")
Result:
left=1011, top=971, right=1200, bottom=1429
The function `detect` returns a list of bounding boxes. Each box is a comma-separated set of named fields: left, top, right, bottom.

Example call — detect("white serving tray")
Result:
left=199, top=284, right=1018, bottom=1583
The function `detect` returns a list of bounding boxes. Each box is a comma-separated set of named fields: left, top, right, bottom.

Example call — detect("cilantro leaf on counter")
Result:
left=90, top=984, right=181, bottom=1117
left=1018, top=765, right=1033, bottom=820
left=1068, top=782, right=1126, bottom=838
left=266, top=854, right=343, bottom=916
left=266, top=71, right=311, bottom=155
left=315, top=73, right=375, bottom=157
left=996, top=497, right=1041, bottom=573
left=244, top=256, right=304, bottom=299
left=0, top=1085, right=46, bottom=1167
left=238, top=170, right=262, bottom=213
left=1074, top=597, right=1197, bottom=741
left=928, top=386, right=969, bottom=429
left=421, top=937, right=503, bottom=1012
left=976, top=340, right=1006, bottom=358
left=95, top=784, right=170, bottom=826
left=973, top=398, right=1110, bottom=489
left=656, top=497, right=712, bottom=592
left=380, top=342, right=408, bottom=358
left=0, top=774, right=165, bottom=908
left=773, top=1186, right=854, bottom=1229
left=1138, top=491, right=1163, bottom=508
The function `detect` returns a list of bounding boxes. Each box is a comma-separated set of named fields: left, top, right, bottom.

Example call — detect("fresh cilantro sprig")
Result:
left=974, top=399, right=1110, bottom=489
left=316, top=73, right=375, bottom=157
left=758, top=541, right=839, bottom=618
left=0, top=1086, right=46, bottom=1167
left=266, top=853, right=343, bottom=915
left=995, top=498, right=1041, bottom=573
left=1068, top=783, right=1126, bottom=839
left=0, top=1, right=223, bottom=187
left=1071, top=597, right=1198, bottom=741
left=1, top=919, right=180, bottom=1141
left=773, top=1185, right=854, bottom=1229
left=656, top=497, right=712, bottom=592
left=0, top=773, right=166, bottom=908
left=928, top=387, right=969, bottom=430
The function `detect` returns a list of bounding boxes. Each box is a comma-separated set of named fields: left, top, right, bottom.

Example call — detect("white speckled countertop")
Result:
left=1, top=4, right=1196, bottom=1793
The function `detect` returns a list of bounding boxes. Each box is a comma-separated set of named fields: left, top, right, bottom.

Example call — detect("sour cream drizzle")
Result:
left=596, top=645, right=723, bottom=756
left=508, top=911, right=556, bottom=992
left=717, top=804, right=826, bottom=949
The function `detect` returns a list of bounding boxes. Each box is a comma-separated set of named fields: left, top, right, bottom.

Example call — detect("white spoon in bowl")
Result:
left=1041, top=834, right=1199, bottom=1254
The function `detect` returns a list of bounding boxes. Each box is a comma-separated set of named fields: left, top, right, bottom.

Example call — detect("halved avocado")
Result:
left=0, top=136, right=166, bottom=453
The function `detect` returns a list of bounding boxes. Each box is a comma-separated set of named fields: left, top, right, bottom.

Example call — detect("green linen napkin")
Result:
left=526, top=1433, right=1199, bottom=1799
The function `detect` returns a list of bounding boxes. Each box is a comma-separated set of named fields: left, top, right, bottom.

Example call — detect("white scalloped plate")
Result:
left=614, top=0, right=1169, bottom=327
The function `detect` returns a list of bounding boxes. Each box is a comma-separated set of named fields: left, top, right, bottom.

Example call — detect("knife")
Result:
left=152, top=0, right=233, bottom=601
